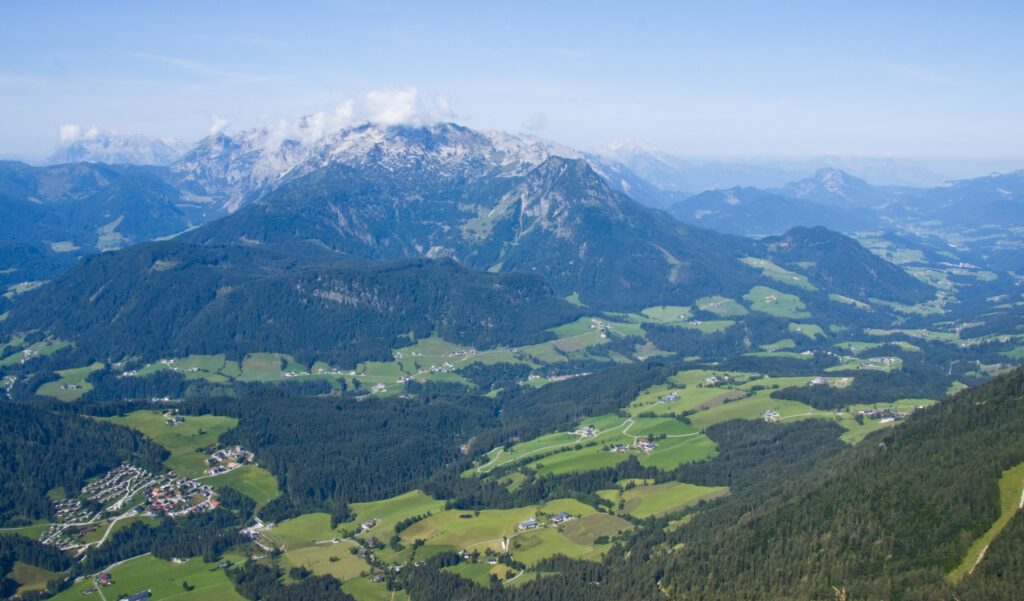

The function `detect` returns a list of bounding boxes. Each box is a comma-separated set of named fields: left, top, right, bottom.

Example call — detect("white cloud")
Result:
left=209, top=115, right=228, bottom=135
left=254, top=88, right=456, bottom=146
left=59, top=123, right=100, bottom=145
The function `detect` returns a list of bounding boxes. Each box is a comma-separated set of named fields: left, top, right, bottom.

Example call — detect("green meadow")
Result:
left=101, top=411, right=238, bottom=477
left=49, top=555, right=245, bottom=601
left=744, top=286, right=811, bottom=318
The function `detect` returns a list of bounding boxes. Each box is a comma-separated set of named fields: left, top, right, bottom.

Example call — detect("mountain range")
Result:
left=47, top=132, right=189, bottom=166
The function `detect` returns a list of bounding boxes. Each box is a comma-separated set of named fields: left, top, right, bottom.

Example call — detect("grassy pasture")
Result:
left=342, top=577, right=409, bottom=601
left=401, top=507, right=536, bottom=552
left=789, top=323, right=824, bottom=339
left=741, top=257, right=816, bottom=291
left=637, top=436, right=718, bottom=470
left=639, top=305, right=692, bottom=323
left=744, top=286, right=811, bottom=318
left=205, top=465, right=280, bottom=507
left=8, top=562, right=60, bottom=594
left=0, top=338, right=70, bottom=367
left=559, top=512, right=633, bottom=545
left=511, top=527, right=595, bottom=566
left=49, top=555, right=245, bottom=601
left=35, top=362, right=104, bottom=401
left=340, top=490, right=446, bottom=541
left=280, top=539, right=366, bottom=582
left=101, top=411, right=238, bottom=477
left=695, top=296, right=748, bottom=317
left=600, top=481, right=729, bottom=518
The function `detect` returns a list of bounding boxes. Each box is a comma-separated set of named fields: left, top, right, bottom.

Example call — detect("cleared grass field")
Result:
left=35, top=362, right=104, bottom=401
left=627, top=417, right=697, bottom=437
left=686, top=394, right=819, bottom=430
left=342, top=576, right=409, bottom=601
left=949, top=460, right=1024, bottom=582
left=559, top=512, right=633, bottom=545
left=637, top=435, right=718, bottom=470
left=263, top=513, right=336, bottom=550
left=281, top=539, right=366, bottom=582
left=340, top=490, right=446, bottom=540
left=696, top=296, right=748, bottom=316
left=682, top=320, right=735, bottom=334
left=471, top=430, right=583, bottom=475
left=826, top=356, right=903, bottom=373
left=8, top=561, right=60, bottom=594
left=0, top=338, right=70, bottom=367
left=835, top=340, right=921, bottom=354
left=101, top=410, right=238, bottom=477
left=511, top=527, right=594, bottom=566
left=205, top=464, right=280, bottom=507
left=789, top=323, right=824, bottom=339
left=401, top=507, right=537, bottom=551
left=760, top=338, right=796, bottom=351
left=443, top=561, right=515, bottom=585
left=639, top=305, right=692, bottom=323
left=836, top=400, right=937, bottom=445
left=49, top=555, right=245, bottom=601
left=744, top=286, right=811, bottom=319
left=527, top=445, right=626, bottom=476
left=239, top=352, right=287, bottom=381
left=740, top=257, right=816, bottom=291
left=600, top=481, right=729, bottom=518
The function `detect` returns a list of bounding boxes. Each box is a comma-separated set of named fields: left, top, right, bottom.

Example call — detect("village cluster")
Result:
left=36, top=464, right=220, bottom=551
left=205, top=445, right=255, bottom=476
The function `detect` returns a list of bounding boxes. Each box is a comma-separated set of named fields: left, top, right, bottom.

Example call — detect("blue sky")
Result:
left=2, top=0, right=1023, bottom=166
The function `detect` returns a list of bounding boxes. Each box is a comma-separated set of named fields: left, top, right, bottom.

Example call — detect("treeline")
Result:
left=184, top=388, right=499, bottom=522
left=959, top=509, right=1024, bottom=599
left=228, top=561, right=355, bottom=601
left=401, top=553, right=663, bottom=601
left=0, top=402, right=167, bottom=524
left=0, top=534, right=72, bottom=598
left=78, top=367, right=338, bottom=403
left=81, top=508, right=248, bottom=571
left=770, top=357, right=951, bottom=409
left=643, top=313, right=842, bottom=363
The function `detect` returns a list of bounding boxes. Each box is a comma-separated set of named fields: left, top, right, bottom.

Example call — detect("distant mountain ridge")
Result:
left=669, top=186, right=870, bottom=236
left=47, top=133, right=189, bottom=166
left=596, top=140, right=948, bottom=190
left=180, top=152, right=763, bottom=309
left=0, top=161, right=193, bottom=286
left=168, top=122, right=665, bottom=215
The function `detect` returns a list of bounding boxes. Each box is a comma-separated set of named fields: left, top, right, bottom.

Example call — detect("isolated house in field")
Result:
left=518, top=517, right=538, bottom=530
left=551, top=512, right=573, bottom=523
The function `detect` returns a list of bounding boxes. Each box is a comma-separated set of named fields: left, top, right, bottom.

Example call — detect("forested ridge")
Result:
left=1, top=241, right=580, bottom=367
